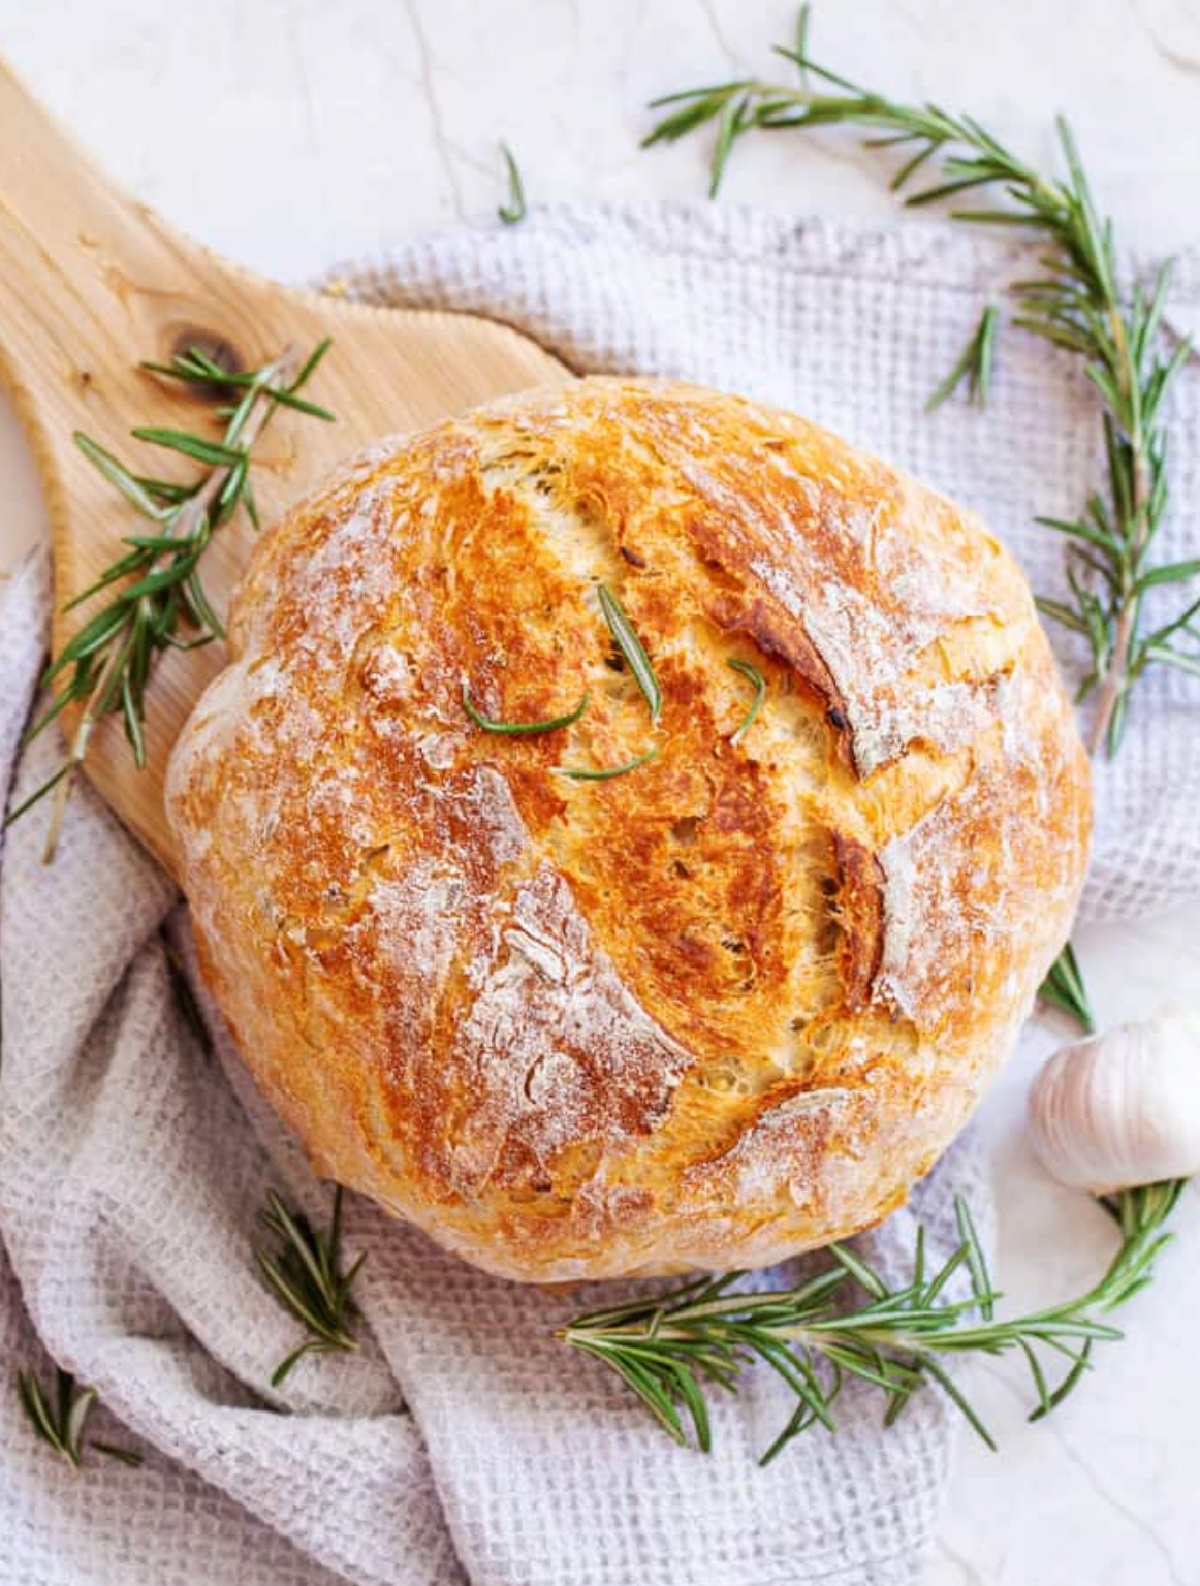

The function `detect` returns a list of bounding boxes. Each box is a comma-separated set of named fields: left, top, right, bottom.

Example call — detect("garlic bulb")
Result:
left=1028, top=1008, right=1200, bottom=1193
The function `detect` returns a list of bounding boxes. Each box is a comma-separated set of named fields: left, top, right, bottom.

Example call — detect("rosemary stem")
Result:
left=1085, top=306, right=1148, bottom=755
left=40, top=633, right=127, bottom=862
left=1088, top=597, right=1134, bottom=755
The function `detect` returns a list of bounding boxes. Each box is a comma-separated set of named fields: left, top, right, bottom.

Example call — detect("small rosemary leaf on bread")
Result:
left=462, top=682, right=590, bottom=735
left=598, top=584, right=661, bottom=725
left=726, top=658, right=766, bottom=744
left=552, top=746, right=660, bottom=781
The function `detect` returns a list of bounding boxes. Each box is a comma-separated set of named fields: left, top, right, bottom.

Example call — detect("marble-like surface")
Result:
left=1, top=2, right=1198, bottom=1581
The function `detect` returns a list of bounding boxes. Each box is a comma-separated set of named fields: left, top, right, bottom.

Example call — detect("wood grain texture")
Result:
left=0, top=52, right=570, bottom=871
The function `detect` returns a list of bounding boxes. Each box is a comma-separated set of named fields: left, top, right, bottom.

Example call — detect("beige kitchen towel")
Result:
left=2, top=202, right=1197, bottom=1586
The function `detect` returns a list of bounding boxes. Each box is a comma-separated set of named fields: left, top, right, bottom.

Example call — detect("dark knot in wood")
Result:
left=165, top=327, right=246, bottom=397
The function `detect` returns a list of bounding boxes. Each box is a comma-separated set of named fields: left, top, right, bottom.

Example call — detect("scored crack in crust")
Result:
left=165, top=378, right=1092, bottom=1282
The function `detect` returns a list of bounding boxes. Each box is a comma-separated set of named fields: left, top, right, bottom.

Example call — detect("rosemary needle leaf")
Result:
left=890, top=138, right=944, bottom=193
left=1037, top=595, right=1090, bottom=633
left=61, top=549, right=148, bottom=613
left=64, top=1382, right=98, bottom=1453
left=3, top=764, right=71, bottom=828
left=91, top=1441, right=145, bottom=1466
left=18, top=1372, right=62, bottom=1450
left=1135, top=557, right=1200, bottom=593
left=266, top=388, right=336, bottom=422
left=183, top=570, right=225, bottom=641
left=641, top=88, right=741, bottom=148
left=130, top=428, right=247, bottom=468
left=289, top=338, right=332, bottom=389
left=1028, top=1338, right=1092, bottom=1421
left=497, top=143, right=528, bottom=225
left=726, top=658, right=766, bottom=743
left=1034, top=514, right=1121, bottom=555
left=462, top=682, right=590, bottom=735
left=73, top=432, right=168, bottom=522
left=44, top=603, right=129, bottom=677
left=18, top=688, right=76, bottom=750
left=138, top=356, right=196, bottom=380
left=954, top=1194, right=995, bottom=1321
left=828, top=1241, right=888, bottom=1300
left=1038, top=941, right=1095, bottom=1033
left=646, top=79, right=750, bottom=111
left=553, top=746, right=660, bottom=782
left=921, top=1357, right=998, bottom=1452
left=793, top=2, right=812, bottom=82
left=121, top=673, right=147, bottom=765
left=598, top=584, right=662, bottom=724
left=271, top=1340, right=327, bottom=1389
left=132, top=476, right=195, bottom=505
left=709, top=93, right=750, bottom=197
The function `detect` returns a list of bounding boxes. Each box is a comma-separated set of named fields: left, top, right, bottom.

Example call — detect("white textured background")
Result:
left=1, top=3, right=1199, bottom=1583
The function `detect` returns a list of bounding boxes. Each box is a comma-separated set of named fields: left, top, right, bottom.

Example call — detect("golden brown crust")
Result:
left=830, top=831, right=885, bottom=1012
left=166, top=378, right=1092, bottom=1281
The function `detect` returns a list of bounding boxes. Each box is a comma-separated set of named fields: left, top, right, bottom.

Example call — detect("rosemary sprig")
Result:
left=642, top=8, right=1198, bottom=759
left=5, top=341, right=334, bottom=860
left=497, top=143, right=527, bottom=225
left=255, top=1187, right=366, bottom=1386
left=16, top=1368, right=141, bottom=1468
left=1039, top=940, right=1096, bottom=1033
left=562, top=1183, right=1184, bottom=1461
left=598, top=583, right=662, bottom=724
left=926, top=303, right=999, bottom=412
left=726, top=658, right=766, bottom=744
left=462, top=682, right=590, bottom=734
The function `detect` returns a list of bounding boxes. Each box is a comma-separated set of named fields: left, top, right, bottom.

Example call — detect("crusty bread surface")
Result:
left=166, top=378, right=1091, bottom=1281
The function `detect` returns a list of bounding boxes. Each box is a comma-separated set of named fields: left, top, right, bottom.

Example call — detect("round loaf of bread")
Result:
left=166, top=378, right=1091, bottom=1282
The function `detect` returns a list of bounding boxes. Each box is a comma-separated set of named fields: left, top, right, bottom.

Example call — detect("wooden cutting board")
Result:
left=0, top=54, right=571, bottom=874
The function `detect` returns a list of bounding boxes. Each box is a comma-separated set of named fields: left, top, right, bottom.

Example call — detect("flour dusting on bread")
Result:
left=166, top=377, right=1091, bottom=1282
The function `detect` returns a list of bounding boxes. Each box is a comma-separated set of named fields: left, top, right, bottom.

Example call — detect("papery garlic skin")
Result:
left=1028, top=1009, right=1200, bottom=1193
